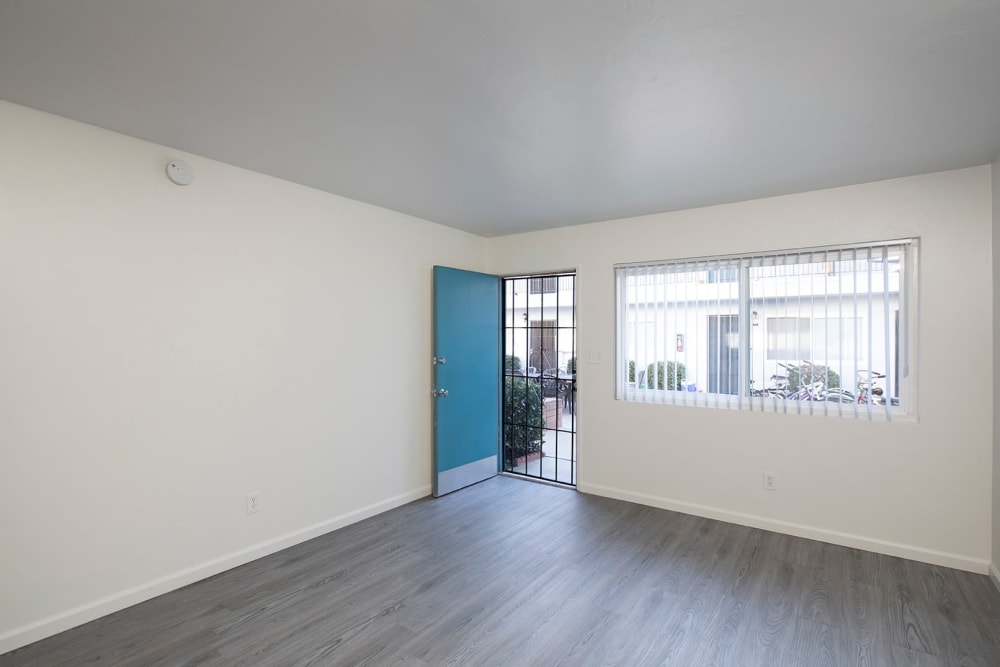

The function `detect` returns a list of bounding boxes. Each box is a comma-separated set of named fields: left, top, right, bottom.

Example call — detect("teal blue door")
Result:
left=433, top=266, right=500, bottom=496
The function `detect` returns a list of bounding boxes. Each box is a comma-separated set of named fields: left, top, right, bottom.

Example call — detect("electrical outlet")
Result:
left=763, top=472, right=777, bottom=491
left=247, top=492, right=261, bottom=515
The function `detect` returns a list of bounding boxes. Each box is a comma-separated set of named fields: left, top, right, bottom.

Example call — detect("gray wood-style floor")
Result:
left=4, top=475, right=999, bottom=666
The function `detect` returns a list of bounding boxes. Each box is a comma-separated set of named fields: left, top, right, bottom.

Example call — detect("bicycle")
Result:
left=778, top=361, right=855, bottom=403
left=785, top=379, right=828, bottom=401
left=856, top=370, right=898, bottom=406
left=750, top=373, right=789, bottom=399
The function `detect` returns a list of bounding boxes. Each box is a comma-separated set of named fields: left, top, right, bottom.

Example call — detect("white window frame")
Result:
left=614, top=239, right=919, bottom=421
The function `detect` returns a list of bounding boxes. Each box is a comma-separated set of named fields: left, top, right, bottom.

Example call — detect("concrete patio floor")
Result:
left=507, top=408, right=576, bottom=485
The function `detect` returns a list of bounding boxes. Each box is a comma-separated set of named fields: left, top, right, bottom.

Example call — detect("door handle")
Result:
left=433, top=388, right=448, bottom=397
left=432, top=356, right=446, bottom=365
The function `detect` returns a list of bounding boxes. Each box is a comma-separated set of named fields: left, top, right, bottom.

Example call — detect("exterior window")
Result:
left=529, top=276, right=558, bottom=294
left=706, top=267, right=739, bottom=283
left=615, top=239, right=918, bottom=419
left=766, top=317, right=811, bottom=360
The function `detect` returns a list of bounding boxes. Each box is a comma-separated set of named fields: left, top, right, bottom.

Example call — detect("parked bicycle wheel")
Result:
left=823, top=389, right=855, bottom=403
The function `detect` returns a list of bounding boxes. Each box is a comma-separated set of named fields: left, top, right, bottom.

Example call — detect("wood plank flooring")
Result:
left=3, top=475, right=999, bottom=666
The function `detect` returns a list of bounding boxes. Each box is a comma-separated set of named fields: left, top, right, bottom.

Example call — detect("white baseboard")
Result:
left=0, top=485, right=430, bottom=656
left=577, top=482, right=990, bottom=575
left=990, top=563, right=1000, bottom=593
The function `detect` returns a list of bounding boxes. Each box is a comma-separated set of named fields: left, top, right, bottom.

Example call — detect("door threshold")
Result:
left=500, top=472, right=576, bottom=490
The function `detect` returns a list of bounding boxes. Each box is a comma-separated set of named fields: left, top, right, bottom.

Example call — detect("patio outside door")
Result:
left=502, top=273, right=576, bottom=486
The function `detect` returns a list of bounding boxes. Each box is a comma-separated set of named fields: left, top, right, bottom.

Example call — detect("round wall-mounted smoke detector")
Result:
left=165, top=159, right=193, bottom=186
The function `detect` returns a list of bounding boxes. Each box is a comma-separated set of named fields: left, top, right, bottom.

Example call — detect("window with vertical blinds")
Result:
left=615, top=239, right=918, bottom=420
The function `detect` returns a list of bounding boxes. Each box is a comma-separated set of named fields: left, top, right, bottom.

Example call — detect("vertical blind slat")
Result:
left=882, top=245, right=892, bottom=422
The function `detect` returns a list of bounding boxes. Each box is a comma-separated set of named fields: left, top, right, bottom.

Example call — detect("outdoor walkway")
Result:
left=507, top=409, right=576, bottom=485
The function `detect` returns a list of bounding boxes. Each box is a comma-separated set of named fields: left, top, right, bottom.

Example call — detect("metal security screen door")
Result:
left=502, top=273, right=577, bottom=486
left=432, top=266, right=501, bottom=497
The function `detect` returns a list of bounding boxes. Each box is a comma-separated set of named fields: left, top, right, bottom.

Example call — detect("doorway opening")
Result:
left=502, top=273, right=576, bottom=486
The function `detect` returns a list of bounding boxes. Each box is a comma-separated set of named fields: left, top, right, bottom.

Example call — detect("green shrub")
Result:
left=784, top=363, right=840, bottom=391
left=565, top=357, right=576, bottom=374
left=644, top=361, right=686, bottom=390
left=503, top=377, right=545, bottom=464
left=629, top=360, right=686, bottom=389
left=504, top=355, right=522, bottom=373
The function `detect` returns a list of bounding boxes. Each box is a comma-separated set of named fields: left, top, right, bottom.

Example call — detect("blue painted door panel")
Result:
left=433, top=266, right=500, bottom=496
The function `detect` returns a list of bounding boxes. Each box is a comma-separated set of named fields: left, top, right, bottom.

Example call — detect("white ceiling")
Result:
left=2, top=1, right=999, bottom=237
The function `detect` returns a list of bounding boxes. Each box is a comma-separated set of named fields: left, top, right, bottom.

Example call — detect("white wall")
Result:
left=489, top=166, right=994, bottom=573
left=992, top=156, right=1000, bottom=589
left=0, top=101, right=488, bottom=652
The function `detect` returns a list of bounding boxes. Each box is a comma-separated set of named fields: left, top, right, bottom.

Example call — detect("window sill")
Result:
left=619, top=390, right=916, bottom=422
